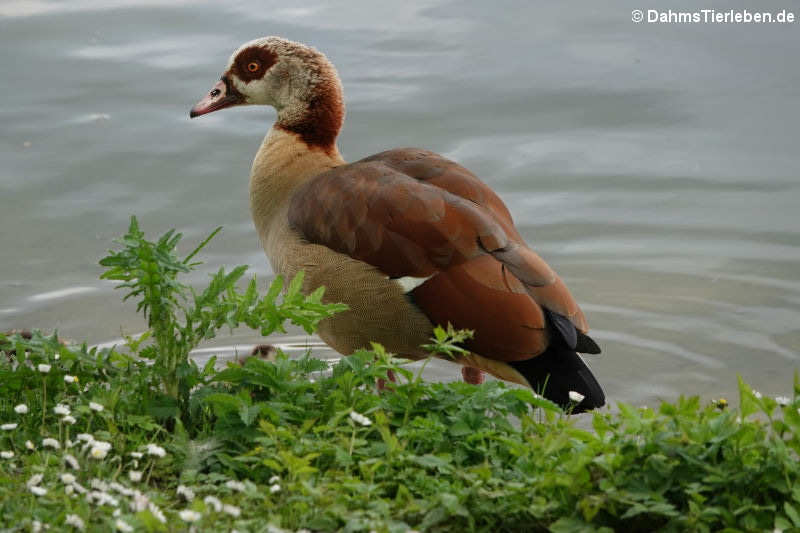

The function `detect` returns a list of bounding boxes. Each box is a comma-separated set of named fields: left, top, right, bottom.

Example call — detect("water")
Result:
left=2, top=0, right=799, bottom=407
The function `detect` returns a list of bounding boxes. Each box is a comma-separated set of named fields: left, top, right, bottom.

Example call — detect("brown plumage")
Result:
left=190, top=36, right=605, bottom=411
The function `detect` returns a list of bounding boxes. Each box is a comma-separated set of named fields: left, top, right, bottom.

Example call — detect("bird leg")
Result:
left=461, top=366, right=485, bottom=384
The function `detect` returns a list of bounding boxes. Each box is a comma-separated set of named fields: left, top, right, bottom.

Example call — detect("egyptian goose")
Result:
left=190, top=37, right=605, bottom=412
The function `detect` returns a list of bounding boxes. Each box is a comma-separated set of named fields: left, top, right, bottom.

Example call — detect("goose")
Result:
left=190, top=37, right=605, bottom=412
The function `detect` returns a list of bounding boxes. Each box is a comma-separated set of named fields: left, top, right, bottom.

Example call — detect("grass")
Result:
left=1, top=217, right=799, bottom=532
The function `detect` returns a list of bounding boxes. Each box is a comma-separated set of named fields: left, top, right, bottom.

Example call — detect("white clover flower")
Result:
left=42, top=437, right=60, bottom=449
left=64, top=375, right=78, bottom=384
left=130, top=451, right=143, bottom=459
left=1, top=451, right=14, bottom=459
left=27, top=474, right=44, bottom=487
left=14, top=404, right=29, bottom=414
left=223, top=504, right=241, bottom=517
left=54, top=404, right=71, bottom=416
left=349, top=411, right=372, bottom=426
left=30, top=486, right=47, bottom=496
left=114, top=519, right=133, bottom=532
left=176, top=485, right=195, bottom=501
left=60, top=473, right=76, bottom=484
left=145, top=443, right=166, bottom=457
left=62, top=415, right=77, bottom=425
left=269, top=483, right=281, bottom=494
left=65, top=514, right=85, bottom=530
left=1, top=423, right=18, bottom=430
left=128, top=470, right=142, bottom=482
left=38, top=364, right=51, bottom=373
left=568, top=391, right=585, bottom=403
left=89, top=402, right=104, bottom=412
left=775, top=396, right=791, bottom=406
left=25, top=440, right=35, bottom=450
left=64, top=453, right=80, bottom=470
left=203, top=495, right=222, bottom=512
left=148, top=503, right=167, bottom=524
left=179, top=509, right=202, bottom=523
left=224, top=480, right=246, bottom=492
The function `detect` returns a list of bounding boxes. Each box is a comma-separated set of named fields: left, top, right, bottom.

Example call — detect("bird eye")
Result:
left=247, top=61, right=260, bottom=73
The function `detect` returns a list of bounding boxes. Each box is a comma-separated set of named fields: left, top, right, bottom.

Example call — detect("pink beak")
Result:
left=189, top=79, right=244, bottom=118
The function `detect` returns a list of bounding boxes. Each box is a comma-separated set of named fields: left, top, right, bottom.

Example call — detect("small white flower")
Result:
left=66, top=439, right=75, bottom=448
left=30, top=486, right=47, bottom=496
left=42, top=437, right=60, bottom=449
left=1, top=451, right=14, bottom=459
left=90, top=479, right=109, bottom=491
left=203, top=495, right=222, bottom=512
left=60, top=473, right=77, bottom=484
left=54, top=353, right=60, bottom=360
left=14, top=404, right=29, bottom=414
left=88, top=490, right=119, bottom=507
left=89, top=402, right=104, bottom=412
left=568, top=391, right=585, bottom=403
left=38, top=364, right=51, bottom=373
left=27, top=474, right=44, bottom=487
left=224, top=480, right=246, bottom=492
left=71, top=481, right=87, bottom=494
left=269, top=475, right=280, bottom=484
left=145, top=443, right=166, bottom=457
left=269, top=483, right=281, bottom=494
left=54, top=404, right=71, bottom=416
left=129, top=452, right=143, bottom=459
left=753, top=390, right=763, bottom=399
left=130, top=490, right=149, bottom=511
left=32, top=520, right=43, bottom=533
left=178, top=509, right=202, bottom=523
left=349, top=411, right=372, bottom=426
left=223, top=504, right=241, bottom=517
left=62, top=415, right=77, bottom=425
left=64, top=375, right=78, bottom=383
left=25, top=440, right=35, bottom=450
left=90, top=447, right=108, bottom=460
left=148, top=503, right=167, bottom=524
left=65, top=514, right=84, bottom=530
left=775, top=396, right=791, bottom=406
left=115, top=519, right=133, bottom=532
left=65, top=484, right=74, bottom=495
left=64, top=453, right=80, bottom=470
left=89, top=441, right=112, bottom=459
left=1, top=423, right=17, bottom=430
left=128, top=470, right=142, bottom=482
left=176, top=485, right=195, bottom=501
left=113, top=509, right=121, bottom=518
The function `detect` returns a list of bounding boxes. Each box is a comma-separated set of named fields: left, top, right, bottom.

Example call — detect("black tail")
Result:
left=509, top=345, right=605, bottom=413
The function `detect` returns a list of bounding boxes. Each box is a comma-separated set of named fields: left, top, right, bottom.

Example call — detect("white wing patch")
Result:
left=391, top=274, right=435, bottom=293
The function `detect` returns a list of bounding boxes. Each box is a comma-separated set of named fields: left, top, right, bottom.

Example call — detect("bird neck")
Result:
left=249, top=127, right=345, bottom=265
left=274, top=58, right=345, bottom=155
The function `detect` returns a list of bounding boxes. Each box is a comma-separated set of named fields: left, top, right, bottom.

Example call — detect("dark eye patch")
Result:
left=233, top=46, right=278, bottom=82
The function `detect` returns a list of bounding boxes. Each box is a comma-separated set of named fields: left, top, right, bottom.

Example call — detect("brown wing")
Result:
left=288, top=148, right=589, bottom=361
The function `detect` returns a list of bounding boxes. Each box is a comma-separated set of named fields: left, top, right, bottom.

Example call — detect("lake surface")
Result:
left=2, top=0, right=799, bottom=408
